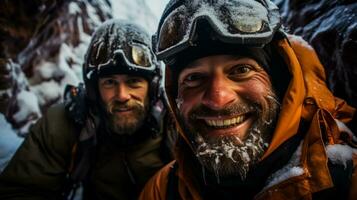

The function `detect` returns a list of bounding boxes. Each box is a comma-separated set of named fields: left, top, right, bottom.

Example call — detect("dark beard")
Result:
left=105, top=99, right=148, bottom=135
left=181, top=91, right=280, bottom=181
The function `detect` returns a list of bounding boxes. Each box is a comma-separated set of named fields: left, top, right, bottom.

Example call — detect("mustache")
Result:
left=188, top=101, right=260, bottom=120
left=107, top=100, right=145, bottom=114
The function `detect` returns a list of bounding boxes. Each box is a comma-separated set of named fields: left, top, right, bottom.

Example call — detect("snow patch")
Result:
left=86, top=3, right=103, bottom=28
left=68, top=2, right=81, bottom=15
left=31, top=80, right=62, bottom=106
left=35, top=61, right=57, bottom=80
left=264, top=142, right=304, bottom=189
left=13, top=90, right=41, bottom=123
left=193, top=0, right=271, bottom=37
left=288, top=35, right=314, bottom=50
left=326, top=144, right=353, bottom=169
left=57, top=43, right=82, bottom=85
left=335, top=119, right=354, bottom=138
left=159, top=0, right=277, bottom=54
left=0, top=114, right=24, bottom=172
left=111, top=0, right=160, bottom=34
left=0, top=88, right=12, bottom=98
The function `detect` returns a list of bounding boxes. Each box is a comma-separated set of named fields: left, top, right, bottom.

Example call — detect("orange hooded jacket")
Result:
left=139, top=35, right=356, bottom=200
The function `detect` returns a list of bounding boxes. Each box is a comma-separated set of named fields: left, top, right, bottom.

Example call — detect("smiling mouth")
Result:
left=203, top=114, right=250, bottom=129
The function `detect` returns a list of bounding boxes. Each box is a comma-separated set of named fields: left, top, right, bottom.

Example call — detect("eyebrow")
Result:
left=100, top=75, right=116, bottom=79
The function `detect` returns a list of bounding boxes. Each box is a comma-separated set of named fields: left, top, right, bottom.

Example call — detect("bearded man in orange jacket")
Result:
left=139, top=0, right=357, bottom=199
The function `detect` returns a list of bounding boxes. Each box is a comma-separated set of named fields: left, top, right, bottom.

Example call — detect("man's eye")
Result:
left=99, top=79, right=117, bottom=89
left=103, top=79, right=116, bottom=86
left=182, top=73, right=205, bottom=88
left=127, top=78, right=139, bottom=84
left=127, top=78, right=144, bottom=87
left=229, top=65, right=253, bottom=76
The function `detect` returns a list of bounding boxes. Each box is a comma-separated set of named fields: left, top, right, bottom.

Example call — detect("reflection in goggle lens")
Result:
left=131, top=43, right=151, bottom=67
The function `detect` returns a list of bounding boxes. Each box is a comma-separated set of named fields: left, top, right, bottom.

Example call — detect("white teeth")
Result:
left=205, top=115, right=247, bottom=127
left=231, top=118, right=236, bottom=124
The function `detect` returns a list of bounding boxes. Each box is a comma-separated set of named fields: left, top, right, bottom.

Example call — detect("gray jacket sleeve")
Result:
left=0, top=105, right=77, bottom=199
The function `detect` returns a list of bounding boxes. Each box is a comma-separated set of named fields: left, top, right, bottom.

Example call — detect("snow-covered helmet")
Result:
left=83, top=19, right=161, bottom=106
left=154, top=0, right=282, bottom=64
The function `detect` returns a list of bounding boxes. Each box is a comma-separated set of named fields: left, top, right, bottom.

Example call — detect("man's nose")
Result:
left=201, top=74, right=236, bottom=110
left=115, top=84, right=131, bottom=102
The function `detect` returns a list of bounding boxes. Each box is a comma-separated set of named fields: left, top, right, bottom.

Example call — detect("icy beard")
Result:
left=104, top=98, right=149, bottom=135
left=179, top=91, right=280, bottom=181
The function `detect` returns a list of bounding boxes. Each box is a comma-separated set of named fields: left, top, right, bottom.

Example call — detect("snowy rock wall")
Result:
left=275, top=0, right=357, bottom=110
left=0, top=0, right=167, bottom=135
left=0, top=0, right=112, bottom=135
left=0, top=0, right=167, bottom=171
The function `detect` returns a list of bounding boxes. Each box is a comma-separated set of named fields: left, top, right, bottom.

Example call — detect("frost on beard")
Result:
left=195, top=128, right=268, bottom=182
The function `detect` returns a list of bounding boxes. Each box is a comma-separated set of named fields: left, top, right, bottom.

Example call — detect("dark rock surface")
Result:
left=275, top=0, right=357, bottom=109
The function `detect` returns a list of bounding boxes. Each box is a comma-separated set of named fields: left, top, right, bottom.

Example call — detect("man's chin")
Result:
left=109, top=118, right=141, bottom=135
left=193, top=125, right=269, bottom=180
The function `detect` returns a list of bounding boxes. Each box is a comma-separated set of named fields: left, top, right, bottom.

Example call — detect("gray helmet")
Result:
left=83, top=19, right=161, bottom=106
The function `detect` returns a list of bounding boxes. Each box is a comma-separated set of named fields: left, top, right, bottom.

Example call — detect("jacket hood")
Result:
left=163, top=34, right=356, bottom=162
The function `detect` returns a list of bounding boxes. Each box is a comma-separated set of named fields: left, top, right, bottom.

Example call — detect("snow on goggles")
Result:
left=154, top=0, right=281, bottom=60
left=86, top=42, right=156, bottom=79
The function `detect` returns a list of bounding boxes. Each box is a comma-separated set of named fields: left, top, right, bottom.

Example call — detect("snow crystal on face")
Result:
left=264, top=142, right=304, bottom=189
left=326, top=144, right=353, bottom=169
left=175, top=97, right=184, bottom=109
left=0, top=114, right=24, bottom=172
left=13, top=90, right=41, bottom=123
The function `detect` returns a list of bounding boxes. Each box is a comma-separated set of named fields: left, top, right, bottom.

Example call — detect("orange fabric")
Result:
left=139, top=161, right=174, bottom=200
left=303, top=109, right=333, bottom=192
left=139, top=36, right=356, bottom=200
left=261, top=37, right=306, bottom=159
left=255, top=175, right=311, bottom=200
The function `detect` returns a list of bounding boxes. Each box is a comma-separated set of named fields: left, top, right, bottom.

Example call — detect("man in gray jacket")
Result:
left=0, top=19, right=174, bottom=200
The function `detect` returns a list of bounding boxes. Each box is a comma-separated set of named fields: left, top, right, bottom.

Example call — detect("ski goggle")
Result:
left=154, top=0, right=281, bottom=60
left=86, top=42, right=156, bottom=79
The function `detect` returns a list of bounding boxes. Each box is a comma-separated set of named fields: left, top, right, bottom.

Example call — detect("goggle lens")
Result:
left=131, top=43, right=152, bottom=67
left=158, top=5, right=189, bottom=53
